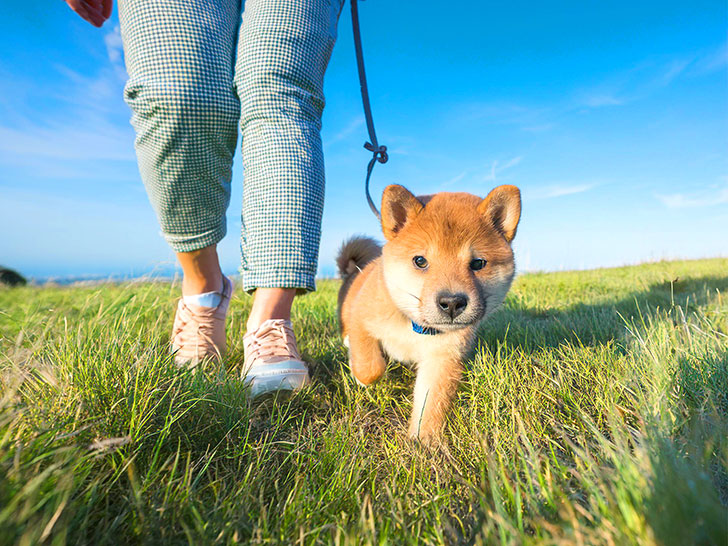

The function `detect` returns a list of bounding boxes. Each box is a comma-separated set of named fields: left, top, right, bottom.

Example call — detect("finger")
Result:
left=101, top=0, right=113, bottom=20
left=82, top=0, right=102, bottom=16
left=80, top=0, right=105, bottom=26
left=84, top=0, right=111, bottom=23
left=82, top=10, right=104, bottom=27
left=72, top=4, right=94, bottom=23
left=67, top=0, right=102, bottom=26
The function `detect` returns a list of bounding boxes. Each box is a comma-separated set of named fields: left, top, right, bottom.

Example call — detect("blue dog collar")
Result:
left=411, top=321, right=441, bottom=336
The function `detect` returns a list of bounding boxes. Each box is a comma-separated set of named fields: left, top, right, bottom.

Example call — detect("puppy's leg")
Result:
left=347, top=328, right=386, bottom=386
left=408, top=358, right=463, bottom=442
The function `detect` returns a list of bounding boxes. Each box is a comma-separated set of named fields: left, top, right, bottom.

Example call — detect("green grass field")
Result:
left=1, top=258, right=726, bottom=544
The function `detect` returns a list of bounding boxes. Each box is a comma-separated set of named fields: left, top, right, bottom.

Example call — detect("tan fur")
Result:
left=337, top=184, right=522, bottom=443
left=336, top=235, right=381, bottom=326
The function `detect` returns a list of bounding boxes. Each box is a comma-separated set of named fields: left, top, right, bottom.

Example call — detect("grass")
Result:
left=0, top=258, right=726, bottom=544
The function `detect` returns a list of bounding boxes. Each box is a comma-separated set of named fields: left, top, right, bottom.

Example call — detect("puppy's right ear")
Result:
left=381, top=184, right=424, bottom=240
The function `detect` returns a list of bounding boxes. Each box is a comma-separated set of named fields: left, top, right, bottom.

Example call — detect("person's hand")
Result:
left=65, top=0, right=113, bottom=28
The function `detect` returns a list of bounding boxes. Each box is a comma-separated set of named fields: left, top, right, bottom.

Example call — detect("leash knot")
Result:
left=364, top=142, right=388, bottom=164
left=353, top=0, right=387, bottom=219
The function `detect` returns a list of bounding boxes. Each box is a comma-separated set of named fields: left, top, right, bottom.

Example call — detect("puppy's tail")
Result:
left=336, top=236, right=381, bottom=330
left=336, top=235, right=381, bottom=280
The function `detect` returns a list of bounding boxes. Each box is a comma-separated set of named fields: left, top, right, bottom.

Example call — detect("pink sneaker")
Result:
left=242, top=319, right=310, bottom=397
left=171, top=276, right=233, bottom=367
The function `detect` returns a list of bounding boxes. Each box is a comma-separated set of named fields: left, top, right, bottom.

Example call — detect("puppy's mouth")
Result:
left=418, top=306, right=486, bottom=332
left=424, top=321, right=474, bottom=332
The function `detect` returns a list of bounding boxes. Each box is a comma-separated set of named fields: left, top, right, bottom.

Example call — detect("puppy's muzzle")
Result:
left=437, top=292, right=469, bottom=319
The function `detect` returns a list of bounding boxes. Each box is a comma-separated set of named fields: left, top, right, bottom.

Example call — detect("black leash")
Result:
left=350, top=0, right=388, bottom=220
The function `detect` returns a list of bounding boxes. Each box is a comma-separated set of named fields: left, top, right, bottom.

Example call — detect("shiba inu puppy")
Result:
left=337, top=184, right=521, bottom=442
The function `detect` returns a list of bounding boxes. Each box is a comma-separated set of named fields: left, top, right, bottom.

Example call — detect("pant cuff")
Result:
left=241, top=266, right=316, bottom=295
left=163, top=224, right=227, bottom=253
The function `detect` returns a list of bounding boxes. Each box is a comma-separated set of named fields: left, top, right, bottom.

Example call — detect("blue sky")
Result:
left=1, top=1, right=726, bottom=280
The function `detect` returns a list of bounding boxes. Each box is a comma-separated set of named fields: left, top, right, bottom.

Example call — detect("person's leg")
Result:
left=119, top=0, right=241, bottom=258
left=118, top=0, right=241, bottom=363
left=234, top=0, right=343, bottom=391
left=246, top=288, right=296, bottom=332
left=236, top=0, right=343, bottom=299
left=176, top=246, right=223, bottom=297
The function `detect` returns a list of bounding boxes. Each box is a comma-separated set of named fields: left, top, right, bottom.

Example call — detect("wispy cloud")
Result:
left=581, top=94, right=624, bottom=108
left=452, top=101, right=552, bottom=132
left=0, top=124, right=135, bottom=162
left=0, top=67, right=135, bottom=165
left=575, top=46, right=724, bottom=110
left=324, top=116, right=365, bottom=148
left=455, top=102, right=530, bottom=121
left=529, top=183, right=597, bottom=199
left=482, top=156, right=523, bottom=182
left=656, top=182, right=728, bottom=208
left=0, top=29, right=134, bottom=170
left=440, top=171, right=467, bottom=187
left=658, top=58, right=691, bottom=86
left=451, top=44, right=727, bottom=133
left=104, top=25, right=128, bottom=80
left=51, top=63, right=127, bottom=117
left=689, top=42, right=728, bottom=75
left=521, top=123, right=555, bottom=133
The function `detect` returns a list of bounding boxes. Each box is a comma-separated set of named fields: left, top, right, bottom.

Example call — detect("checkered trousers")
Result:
left=118, top=0, right=343, bottom=292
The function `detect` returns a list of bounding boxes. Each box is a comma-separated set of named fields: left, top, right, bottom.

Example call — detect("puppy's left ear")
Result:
left=477, top=185, right=521, bottom=242
left=381, top=184, right=424, bottom=240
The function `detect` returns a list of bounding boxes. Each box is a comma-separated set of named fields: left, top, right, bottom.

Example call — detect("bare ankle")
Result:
left=246, top=288, right=296, bottom=332
left=182, top=274, right=223, bottom=296
left=176, top=245, right=223, bottom=296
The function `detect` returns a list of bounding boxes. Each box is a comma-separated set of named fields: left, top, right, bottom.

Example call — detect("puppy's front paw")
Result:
left=407, top=421, right=442, bottom=447
left=351, top=366, right=370, bottom=387
left=350, top=359, right=383, bottom=386
left=346, top=329, right=386, bottom=386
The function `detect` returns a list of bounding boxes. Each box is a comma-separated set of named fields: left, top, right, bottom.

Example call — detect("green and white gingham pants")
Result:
left=119, top=0, right=343, bottom=292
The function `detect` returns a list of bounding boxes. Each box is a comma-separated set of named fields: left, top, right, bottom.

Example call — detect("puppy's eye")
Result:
left=413, top=256, right=428, bottom=269
left=470, top=258, right=487, bottom=271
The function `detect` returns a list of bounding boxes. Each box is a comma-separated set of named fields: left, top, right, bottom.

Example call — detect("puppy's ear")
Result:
left=477, top=185, right=521, bottom=242
left=381, top=184, right=424, bottom=240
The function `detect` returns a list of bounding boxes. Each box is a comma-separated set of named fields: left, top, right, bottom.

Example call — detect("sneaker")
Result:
left=171, top=276, right=233, bottom=367
left=242, top=319, right=310, bottom=397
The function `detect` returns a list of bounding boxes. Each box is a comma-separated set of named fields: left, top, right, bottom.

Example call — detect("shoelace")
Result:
left=245, top=320, right=301, bottom=364
left=172, top=300, right=221, bottom=356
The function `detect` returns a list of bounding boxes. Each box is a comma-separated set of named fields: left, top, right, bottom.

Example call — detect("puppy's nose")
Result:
left=437, top=293, right=468, bottom=319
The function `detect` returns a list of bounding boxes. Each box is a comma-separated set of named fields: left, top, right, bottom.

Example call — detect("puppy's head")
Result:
left=380, top=184, right=521, bottom=332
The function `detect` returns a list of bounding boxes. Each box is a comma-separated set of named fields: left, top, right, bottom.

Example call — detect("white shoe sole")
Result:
left=242, top=360, right=310, bottom=398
